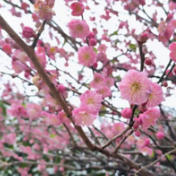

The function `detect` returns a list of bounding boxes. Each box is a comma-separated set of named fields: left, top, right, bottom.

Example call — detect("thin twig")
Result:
left=113, top=129, right=133, bottom=153
left=101, top=126, right=130, bottom=149
left=31, top=20, right=46, bottom=48
left=135, top=148, right=176, bottom=175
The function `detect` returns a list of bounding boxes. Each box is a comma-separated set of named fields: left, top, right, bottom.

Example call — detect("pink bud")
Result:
left=70, top=2, right=84, bottom=16
left=162, top=81, right=168, bottom=87
left=156, top=132, right=165, bottom=139
left=135, top=131, right=141, bottom=137
left=21, top=2, right=29, bottom=12
left=89, top=38, right=97, bottom=46
left=2, top=44, right=12, bottom=54
left=133, top=117, right=142, bottom=130
left=166, top=13, right=173, bottom=22
left=143, top=138, right=150, bottom=147
left=138, top=32, right=148, bottom=44
left=87, top=32, right=95, bottom=39
left=92, top=28, right=98, bottom=35
left=22, top=26, right=35, bottom=38
left=145, top=58, right=153, bottom=65
left=93, top=62, right=98, bottom=68
left=121, top=108, right=132, bottom=119
left=133, top=122, right=139, bottom=130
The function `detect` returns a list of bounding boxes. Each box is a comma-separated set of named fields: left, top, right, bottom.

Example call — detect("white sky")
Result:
left=0, top=0, right=175, bottom=109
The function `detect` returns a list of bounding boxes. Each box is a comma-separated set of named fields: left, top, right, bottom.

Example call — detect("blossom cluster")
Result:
left=119, top=69, right=164, bottom=132
left=72, top=90, right=102, bottom=126
left=34, top=0, right=55, bottom=20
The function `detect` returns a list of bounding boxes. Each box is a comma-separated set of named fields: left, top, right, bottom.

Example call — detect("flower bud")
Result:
left=143, top=138, right=150, bottom=147
left=93, top=62, right=98, bottom=68
left=156, top=132, right=165, bottom=139
left=89, top=38, right=97, bottom=46
left=162, top=81, right=168, bottom=87
left=87, top=32, right=95, bottom=39
left=121, top=108, right=132, bottom=119
left=135, top=131, right=141, bottom=137
left=22, top=26, right=35, bottom=38
left=138, top=32, right=148, bottom=44
left=145, top=58, right=153, bottom=65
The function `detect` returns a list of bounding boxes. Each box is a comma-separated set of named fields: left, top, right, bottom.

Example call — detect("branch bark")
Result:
left=0, top=14, right=95, bottom=151
left=0, top=14, right=156, bottom=176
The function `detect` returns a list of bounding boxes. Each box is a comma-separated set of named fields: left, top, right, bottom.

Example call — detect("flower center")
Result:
left=84, top=53, right=90, bottom=60
left=148, top=93, right=153, bottom=100
left=131, top=82, right=141, bottom=95
left=77, top=24, right=83, bottom=31
left=87, top=98, right=94, bottom=104
left=95, top=77, right=100, bottom=83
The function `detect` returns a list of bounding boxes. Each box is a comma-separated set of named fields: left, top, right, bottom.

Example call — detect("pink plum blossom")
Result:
left=10, top=7, right=21, bottom=17
left=96, top=86, right=111, bottom=98
left=26, top=103, right=42, bottom=120
left=42, top=111, right=60, bottom=126
left=21, top=2, right=29, bottom=13
left=111, top=122, right=125, bottom=136
left=34, top=0, right=55, bottom=20
left=90, top=73, right=105, bottom=89
left=80, top=90, right=102, bottom=114
left=8, top=103, right=28, bottom=118
left=70, top=2, right=84, bottom=16
left=105, top=77, right=114, bottom=88
left=78, top=46, right=96, bottom=67
left=68, top=19, right=89, bottom=39
left=140, top=108, right=160, bottom=130
left=169, top=42, right=176, bottom=62
left=72, top=106, right=97, bottom=126
left=12, top=59, right=28, bottom=74
left=118, top=69, right=151, bottom=105
left=58, top=110, right=70, bottom=125
left=2, top=44, right=12, bottom=54
left=98, top=44, right=107, bottom=53
left=2, top=133, right=16, bottom=145
left=146, top=82, right=164, bottom=108
left=169, top=1, right=176, bottom=11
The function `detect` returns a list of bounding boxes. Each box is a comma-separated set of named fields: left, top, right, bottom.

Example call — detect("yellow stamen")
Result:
left=131, top=82, right=142, bottom=95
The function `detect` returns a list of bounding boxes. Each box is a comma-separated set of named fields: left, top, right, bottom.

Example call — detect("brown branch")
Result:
left=101, top=126, right=130, bottom=149
left=0, top=14, right=95, bottom=151
left=31, top=20, right=46, bottom=48
left=113, top=129, right=133, bottom=153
